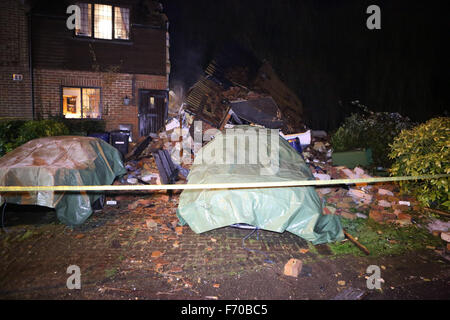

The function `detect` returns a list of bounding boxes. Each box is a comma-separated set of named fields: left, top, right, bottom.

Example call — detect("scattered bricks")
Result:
left=378, top=188, right=394, bottom=196
left=387, top=196, right=399, bottom=203
left=145, top=219, right=157, bottom=229
left=151, top=251, right=163, bottom=258
left=155, top=194, right=170, bottom=202
left=432, top=230, right=441, bottom=237
left=313, top=142, right=326, bottom=152
left=348, top=189, right=373, bottom=204
left=397, top=213, right=412, bottom=222
left=393, top=204, right=410, bottom=212
left=378, top=200, right=392, bottom=208
left=338, top=202, right=352, bottom=209
left=175, top=226, right=183, bottom=235
left=138, top=199, right=154, bottom=206
left=323, top=206, right=337, bottom=215
left=354, top=167, right=365, bottom=177
left=369, top=210, right=385, bottom=223
left=169, top=265, right=183, bottom=273
left=384, top=213, right=398, bottom=221
left=342, top=197, right=354, bottom=203
left=283, top=258, right=303, bottom=277
left=153, top=257, right=170, bottom=265
left=128, top=201, right=140, bottom=210
left=369, top=210, right=396, bottom=223
left=313, top=173, right=331, bottom=180
left=317, top=188, right=332, bottom=195
left=441, top=232, right=450, bottom=243
left=340, top=211, right=356, bottom=220
left=128, top=198, right=154, bottom=210
left=341, top=168, right=358, bottom=179
left=115, top=195, right=133, bottom=201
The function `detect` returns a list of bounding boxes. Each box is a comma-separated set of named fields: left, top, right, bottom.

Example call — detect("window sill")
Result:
left=72, top=36, right=133, bottom=46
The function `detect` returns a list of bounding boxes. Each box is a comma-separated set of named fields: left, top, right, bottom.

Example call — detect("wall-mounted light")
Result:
left=123, top=96, right=130, bottom=106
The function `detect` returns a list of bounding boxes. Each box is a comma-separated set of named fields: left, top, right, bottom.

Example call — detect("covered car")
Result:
left=0, top=136, right=126, bottom=226
left=177, top=126, right=344, bottom=244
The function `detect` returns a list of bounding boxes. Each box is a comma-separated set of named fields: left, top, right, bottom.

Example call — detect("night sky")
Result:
left=162, top=0, right=449, bottom=131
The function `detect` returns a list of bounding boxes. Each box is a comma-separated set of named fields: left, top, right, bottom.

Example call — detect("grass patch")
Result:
left=105, top=267, right=118, bottom=278
left=328, top=217, right=442, bottom=257
left=19, top=230, right=34, bottom=241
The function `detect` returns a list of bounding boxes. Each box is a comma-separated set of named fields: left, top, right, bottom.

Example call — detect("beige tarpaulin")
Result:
left=0, top=136, right=126, bottom=226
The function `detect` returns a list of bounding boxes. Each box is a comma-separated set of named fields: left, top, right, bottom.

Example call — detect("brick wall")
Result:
left=0, top=0, right=32, bottom=119
left=34, top=68, right=167, bottom=140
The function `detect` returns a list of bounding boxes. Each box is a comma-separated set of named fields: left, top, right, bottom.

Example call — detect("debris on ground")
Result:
left=284, top=258, right=303, bottom=277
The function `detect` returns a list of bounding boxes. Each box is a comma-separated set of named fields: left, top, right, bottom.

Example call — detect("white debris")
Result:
left=127, top=177, right=138, bottom=184
left=441, top=232, right=450, bottom=242
left=427, top=219, right=450, bottom=233
left=165, top=118, right=180, bottom=131
left=313, top=173, right=331, bottom=180
left=378, top=188, right=394, bottom=196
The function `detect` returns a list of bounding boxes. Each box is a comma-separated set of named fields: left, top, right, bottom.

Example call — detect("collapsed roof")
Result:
left=184, top=45, right=305, bottom=133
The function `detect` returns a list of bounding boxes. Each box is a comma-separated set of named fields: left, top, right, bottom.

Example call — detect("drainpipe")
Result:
left=28, top=12, right=35, bottom=120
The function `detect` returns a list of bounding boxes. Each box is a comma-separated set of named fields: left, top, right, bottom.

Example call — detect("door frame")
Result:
left=138, top=89, right=169, bottom=136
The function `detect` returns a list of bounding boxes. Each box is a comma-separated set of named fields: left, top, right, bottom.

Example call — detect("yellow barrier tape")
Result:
left=0, top=174, right=448, bottom=192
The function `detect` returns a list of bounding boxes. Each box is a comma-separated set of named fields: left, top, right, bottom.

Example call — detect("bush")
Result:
left=389, top=117, right=450, bottom=210
left=49, top=116, right=106, bottom=136
left=330, top=102, right=413, bottom=167
left=0, top=119, right=26, bottom=156
left=0, top=119, right=69, bottom=157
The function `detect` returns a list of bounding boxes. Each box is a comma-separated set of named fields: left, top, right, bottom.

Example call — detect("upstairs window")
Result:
left=75, top=3, right=130, bottom=40
left=75, top=3, right=92, bottom=36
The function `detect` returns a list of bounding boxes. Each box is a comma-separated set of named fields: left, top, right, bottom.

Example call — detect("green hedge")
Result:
left=49, top=116, right=106, bottom=136
left=0, top=118, right=106, bottom=157
left=0, top=119, right=69, bottom=156
left=330, top=102, right=413, bottom=167
left=389, top=117, right=450, bottom=210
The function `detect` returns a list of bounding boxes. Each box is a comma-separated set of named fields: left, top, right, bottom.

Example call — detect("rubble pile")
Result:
left=304, top=132, right=422, bottom=227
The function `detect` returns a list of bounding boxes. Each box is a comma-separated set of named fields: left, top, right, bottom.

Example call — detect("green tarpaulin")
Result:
left=177, top=126, right=344, bottom=244
left=0, top=136, right=126, bottom=226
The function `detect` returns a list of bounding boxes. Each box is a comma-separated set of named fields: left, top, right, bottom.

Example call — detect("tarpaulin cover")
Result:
left=176, top=126, right=344, bottom=244
left=0, top=136, right=126, bottom=226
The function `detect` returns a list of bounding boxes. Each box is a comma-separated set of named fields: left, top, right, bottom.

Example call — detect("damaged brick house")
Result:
left=0, top=0, right=170, bottom=140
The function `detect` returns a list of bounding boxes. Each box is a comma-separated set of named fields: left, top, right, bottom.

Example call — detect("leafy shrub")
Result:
left=0, top=119, right=69, bottom=157
left=0, top=119, right=26, bottom=156
left=49, top=116, right=106, bottom=136
left=331, top=102, right=413, bottom=167
left=389, top=117, right=449, bottom=210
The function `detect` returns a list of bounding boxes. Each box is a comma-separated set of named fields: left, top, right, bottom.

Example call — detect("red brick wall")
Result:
left=33, top=68, right=167, bottom=140
left=0, top=0, right=32, bottom=119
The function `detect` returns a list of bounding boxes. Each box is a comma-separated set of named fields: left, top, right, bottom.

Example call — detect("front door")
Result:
left=138, top=89, right=167, bottom=136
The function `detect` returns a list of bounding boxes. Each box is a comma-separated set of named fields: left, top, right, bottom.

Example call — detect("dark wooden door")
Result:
left=138, top=90, right=167, bottom=136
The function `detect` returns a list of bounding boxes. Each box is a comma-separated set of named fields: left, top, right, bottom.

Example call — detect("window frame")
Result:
left=61, top=86, right=103, bottom=120
left=74, top=3, right=131, bottom=42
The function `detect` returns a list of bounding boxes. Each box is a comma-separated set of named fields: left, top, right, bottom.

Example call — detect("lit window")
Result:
left=75, top=3, right=92, bottom=36
left=94, top=4, right=112, bottom=40
left=115, top=7, right=130, bottom=40
left=63, top=87, right=101, bottom=119
left=74, top=3, right=130, bottom=40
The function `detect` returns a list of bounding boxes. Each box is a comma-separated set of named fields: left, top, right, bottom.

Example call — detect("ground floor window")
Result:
left=62, top=87, right=101, bottom=119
